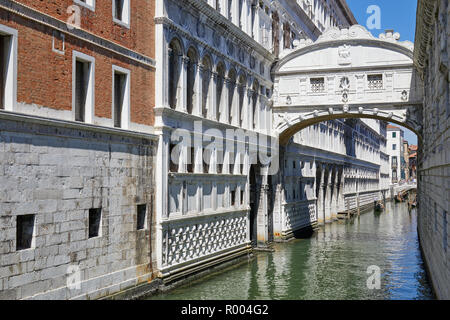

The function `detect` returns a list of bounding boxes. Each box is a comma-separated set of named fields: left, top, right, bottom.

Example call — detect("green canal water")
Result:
left=147, top=202, right=434, bottom=300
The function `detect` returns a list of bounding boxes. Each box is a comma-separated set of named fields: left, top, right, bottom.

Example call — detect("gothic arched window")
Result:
left=168, top=39, right=182, bottom=109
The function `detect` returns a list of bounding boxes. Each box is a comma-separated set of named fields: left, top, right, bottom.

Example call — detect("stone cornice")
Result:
left=414, top=0, right=438, bottom=76
left=0, top=110, right=159, bottom=141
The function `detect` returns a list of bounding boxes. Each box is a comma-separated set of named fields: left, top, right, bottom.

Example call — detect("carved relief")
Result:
left=212, top=30, right=221, bottom=47
left=196, top=20, right=206, bottom=38
left=238, top=48, right=246, bottom=63
left=226, top=40, right=234, bottom=55
left=338, top=44, right=351, bottom=65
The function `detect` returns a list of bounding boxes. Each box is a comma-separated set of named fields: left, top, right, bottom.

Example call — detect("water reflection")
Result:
left=147, top=202, right=434, bottom=300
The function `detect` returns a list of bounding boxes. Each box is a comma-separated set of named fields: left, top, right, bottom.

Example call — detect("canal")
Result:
left=147, top=202, right=435, bottom=300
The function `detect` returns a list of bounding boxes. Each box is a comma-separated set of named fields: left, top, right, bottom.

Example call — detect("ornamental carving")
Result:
left=226, top=40, right=234, bottom=55
left=238, top=48, right=245, bottom=63
left=250, top=56, right=256, bottom=69
left=196, top=21, right=206, bottom=38
left=338, top=44, right=351, bottom=65
left=212, top=30, right=221, bottom=47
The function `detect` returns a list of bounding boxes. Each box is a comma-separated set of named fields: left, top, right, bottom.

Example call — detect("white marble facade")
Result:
left=153, top=0, right=394, bottom=280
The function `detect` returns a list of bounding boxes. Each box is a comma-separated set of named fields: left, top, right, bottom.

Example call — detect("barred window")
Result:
left=367, top=74, right=383, bottom=90
left=310, top=77, right=325, bottom=92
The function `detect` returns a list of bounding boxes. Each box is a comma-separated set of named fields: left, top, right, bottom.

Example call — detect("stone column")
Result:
left=211, top=72, right=218, bottom=121
left=331, top=168, right=338, bottom=221
left=180, top=55, right=189, bottom=112
left=195, top=63, right=203, bottom=117
left=254, top=2, right=260, bottom=42
left=316, top=163, right=325, bottom=225
left=324, top=167, right=332, bottom=223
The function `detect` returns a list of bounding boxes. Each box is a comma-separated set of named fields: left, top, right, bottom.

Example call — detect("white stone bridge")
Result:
left=271, top=25, right=423, bottom=145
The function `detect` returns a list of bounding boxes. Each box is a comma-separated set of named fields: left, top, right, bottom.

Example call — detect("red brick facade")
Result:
left=0, top=0, right=155, bottom=126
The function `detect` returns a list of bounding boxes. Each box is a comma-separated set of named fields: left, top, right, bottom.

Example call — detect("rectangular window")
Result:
left=392, top=170, right=397, bottom=181
left=392, top=132, right=397, bottom=138
left=310, top=77, right=325, bottom=92
left=75, top=61, right=87, bottom=122
left=230, top=189, right=236, bottom=207
left=137, top=204, right=147, bottom=230
left=187, top=146, right=195, bottom=173
left=88, top=208, right=102, bottom=238
left=203, top=148, right=211, bottom=174
left=241, top=189, right=245, bottom=205
left=73, top=51, right=95, bottom=123
left=0, top=25, right=18, bottom=111
left=74, top=0, right=95, bottom=11
left=392, top=156, right=398, bottom=166
left=112, top=66, right=130, bottom=129
left=16, top=214, right=35, bottom=251
left=367, top=74, right=383, bottom=90
left=113, top=0, right=130, bottom=27
left=393, top=144, right=397, bottom=151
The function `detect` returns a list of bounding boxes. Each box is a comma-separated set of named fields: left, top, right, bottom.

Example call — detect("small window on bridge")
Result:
left=367, top=74, right=383, bottom=90
left=310, top=78, right=325, bottom=92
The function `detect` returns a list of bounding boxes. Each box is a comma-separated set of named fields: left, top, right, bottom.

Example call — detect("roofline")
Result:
left=336, top=0, right=358, bottom=26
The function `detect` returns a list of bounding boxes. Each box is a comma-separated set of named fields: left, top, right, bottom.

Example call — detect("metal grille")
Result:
left=368, top=74, right=383, bottom=90
left=310, top=78, right=325, bottom=92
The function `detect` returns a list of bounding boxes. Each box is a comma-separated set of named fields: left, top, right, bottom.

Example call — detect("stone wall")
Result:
left=416, top=0, right=449, bottom=300
left=0, top=112, right=157, bottom=300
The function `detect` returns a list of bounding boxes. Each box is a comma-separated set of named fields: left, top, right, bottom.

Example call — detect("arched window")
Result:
left=238, top=74, right=247, bottom=127
left=186, top=47, right=198, bottom=114
left=228, top=69, right=236, bottom=124
left=216, top=62, right=226, bottom=122
left=201, top=55, right=212, bottom=118
left=168, top=39, right=182, bottom=109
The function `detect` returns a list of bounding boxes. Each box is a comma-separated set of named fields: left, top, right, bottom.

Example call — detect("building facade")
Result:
left=0, top=0, right=158, bottom=299
left=414, top=0, right=449, bottom=300
left=1, top=0, right=446, bottom=301
left=152, top=0, right=403, bottom=285
left=386, top=125, right=404, bottom=183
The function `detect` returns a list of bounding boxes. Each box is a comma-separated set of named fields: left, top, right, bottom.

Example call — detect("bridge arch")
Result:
left=271, top=25, right=424, bottom=145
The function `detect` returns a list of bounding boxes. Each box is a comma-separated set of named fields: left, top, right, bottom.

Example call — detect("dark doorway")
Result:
left=267, top=174, right=274, bottom=243
left=249, top=165, right=258, bottom=246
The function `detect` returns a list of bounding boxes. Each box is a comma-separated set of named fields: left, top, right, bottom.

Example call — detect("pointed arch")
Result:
left=168, top=38, right=183, bottom=109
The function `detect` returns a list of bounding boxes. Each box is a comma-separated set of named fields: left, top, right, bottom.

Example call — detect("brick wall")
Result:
left=0, top=0, right=155, bottom=126
left=0, top=114, right=157, bottom=299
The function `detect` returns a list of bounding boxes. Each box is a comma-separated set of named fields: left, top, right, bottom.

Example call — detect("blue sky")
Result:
left=346, top=0, right=418, bottom=144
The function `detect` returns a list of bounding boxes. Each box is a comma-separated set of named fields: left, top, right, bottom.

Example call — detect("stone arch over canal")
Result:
left=271, top=25, right=423, bottom=146
left=263, top=25, right=424, bottom=243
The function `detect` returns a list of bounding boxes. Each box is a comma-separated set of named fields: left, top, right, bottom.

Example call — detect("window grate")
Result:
left=368, top=74, right=383, bottom=90
left=310, top=78, right=325, bottom=92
